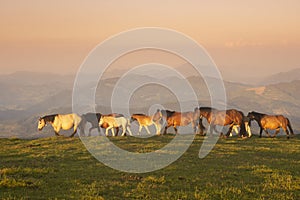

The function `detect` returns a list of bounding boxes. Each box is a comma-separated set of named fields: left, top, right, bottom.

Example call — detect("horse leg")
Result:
left=70, top=130, right=77, bottom=137
left=70, top=132, right=76, bottom=137
left=145, top=126, right=151, bottom=135
left=225, top=125, right=234, bottom=138
left=54, top=130, right=60, bottom=136
left=272, top=128, right=280, bottom=138
left=264, top=129, right=271, bottom=137
left=259, top=128, right=263, bottom=138
left=210, top=125, right=215, bottom=136
left=230, top=126, right=239, bottom=137
left=127, top=126, right=133, bottom=136
left=97, top=126, right=101, bottom=136
left=69, top=124, right=78, bottom=137
left=54, top=127, right=61, bottom=136
left=246, top=123, right=252, bottom=138
left=174, top=125, right=178, bottom=134
left=105, top=127, right=110, bottom=136
left=88, top=127, right=94, bottom=136
left=154, top=123, right=161, bottom=135
left=164, top=125, right=170, bottom=135
left=197, top=119, right=205, bottom=135
left=111, top=127, right=116, bottom=137
left=121, top=125, right=126, bottom=136
left=138, top=125, right=143, bottom=135
left=191, top=121, right=196, bottom=134
left=115, top=127, right=119, bottom=136
left=282, top=126, right=290, bottom=139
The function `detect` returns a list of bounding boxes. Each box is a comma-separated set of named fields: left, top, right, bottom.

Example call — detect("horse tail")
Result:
left=286, top=117, right=294, bottom=135
left=198, top=118, right=206, bottom=130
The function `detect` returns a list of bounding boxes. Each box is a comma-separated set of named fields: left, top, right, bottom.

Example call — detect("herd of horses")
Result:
left=37, top=107, right=295, bottom=139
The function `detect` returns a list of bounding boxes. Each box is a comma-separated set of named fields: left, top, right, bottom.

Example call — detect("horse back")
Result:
left=261, top=115, right=285, bottom=129
left=226, top=109, right=244, bottom=123
left=102, top=116, right=126, bottom=127
left=131, top=114, right=151, bottom=125
left=166, top=111, right=194, bottom=126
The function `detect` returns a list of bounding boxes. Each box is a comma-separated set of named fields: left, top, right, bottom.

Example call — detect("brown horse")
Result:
left=157, top=109, right=197, bottom=134
left=194, top=107, right=248, bottom=137
left=247, top=111, right=294, bottom=139
left=130, top=112, right=162, bottom=135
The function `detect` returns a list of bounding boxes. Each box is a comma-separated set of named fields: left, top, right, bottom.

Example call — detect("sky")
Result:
left=0, top=0, right=300, bottom=81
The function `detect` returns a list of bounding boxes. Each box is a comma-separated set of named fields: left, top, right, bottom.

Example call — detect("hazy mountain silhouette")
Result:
left=0, top=71, right=299, bottom=138
left=259, top=68, right=300, bottom=85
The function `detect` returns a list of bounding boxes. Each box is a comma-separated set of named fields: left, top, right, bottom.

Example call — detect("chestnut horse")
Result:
left=247, top=111, right=294, bottom=139
left=194, top=107, right=248, bottom=137
left=130, top=112, right=162, bottom=135
left=157, top=109, right=197, bottom=134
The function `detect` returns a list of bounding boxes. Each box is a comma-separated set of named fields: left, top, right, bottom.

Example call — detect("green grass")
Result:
left=0, top=135, right=299, bottom=199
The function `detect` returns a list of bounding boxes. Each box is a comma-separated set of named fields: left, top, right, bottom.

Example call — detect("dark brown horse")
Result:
left=157, top=109, right=197, bottom=134
left=194, top=107, right=248, bottom=137
left=247, top=111, right=294, bottom=139
left=80, top=113, right=123, bottom=136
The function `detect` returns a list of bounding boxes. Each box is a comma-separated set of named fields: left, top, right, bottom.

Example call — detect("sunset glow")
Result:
left=1, top=1, right=299, bottom=80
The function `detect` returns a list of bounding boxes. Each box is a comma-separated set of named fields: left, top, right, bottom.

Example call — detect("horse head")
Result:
left=247, top=111, right=256, bottom=120
left=153, top=109, right=163, bottom=122
left=99, top=116, right=104, bottom=126
left=38, top=117, right=46, bottom=130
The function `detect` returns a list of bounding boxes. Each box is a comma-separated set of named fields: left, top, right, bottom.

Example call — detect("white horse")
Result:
left=130, top=112, right=162, bottom=135
left=38, top=113, right=82, bottom=137
left=99, top=116, right=132, bottom=136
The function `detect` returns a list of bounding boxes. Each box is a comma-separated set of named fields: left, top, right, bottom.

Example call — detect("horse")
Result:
left=99, top=116, right=132, bottom=137
left=80, top=113, right=123, bottom=136
left=247, top=111, right=294, bottom=139
left=194, top=107, right=248, bottom=137
left=130, top=112, right=162, bottom=135
left=38, top=113, right=82, bottom=137
left=157, top=109, right=197, bottom=134
left=229, top=116, right=252, bottom=137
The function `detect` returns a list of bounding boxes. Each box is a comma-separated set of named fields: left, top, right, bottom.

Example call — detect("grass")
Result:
left=0, top=134, right=299, bottom=199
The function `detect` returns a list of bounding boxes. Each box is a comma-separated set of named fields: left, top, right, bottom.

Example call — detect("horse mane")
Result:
left=132, top=113, right=146, bottom=116
left=41, top=114, right=58, bottom=123
left=162, top=110, right=175, bottom=114
left=250, top=111, right=266, bottom=116
left=161, top=110, right=176, bottom=118
left=200, top=107, right=217, bottom=111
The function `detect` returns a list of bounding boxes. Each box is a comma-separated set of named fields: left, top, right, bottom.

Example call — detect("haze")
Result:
left=1, top=1, right=300, bottom=82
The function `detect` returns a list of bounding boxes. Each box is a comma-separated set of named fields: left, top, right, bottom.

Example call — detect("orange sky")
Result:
left=0, top=1, right=300, bottom=80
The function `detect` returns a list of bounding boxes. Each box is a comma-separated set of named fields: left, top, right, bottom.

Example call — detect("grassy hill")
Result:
left=0, top=135, right=299, bottom=199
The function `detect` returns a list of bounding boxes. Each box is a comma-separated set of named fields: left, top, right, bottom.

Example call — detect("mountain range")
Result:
left=0, top=69, right=299, bottom=138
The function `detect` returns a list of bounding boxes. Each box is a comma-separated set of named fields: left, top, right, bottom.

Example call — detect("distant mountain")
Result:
left=0, top=71, right=299, bottom=138
left=260, top=68, right=300, bottom=85
left=0, top=71, right=75, bottom=110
